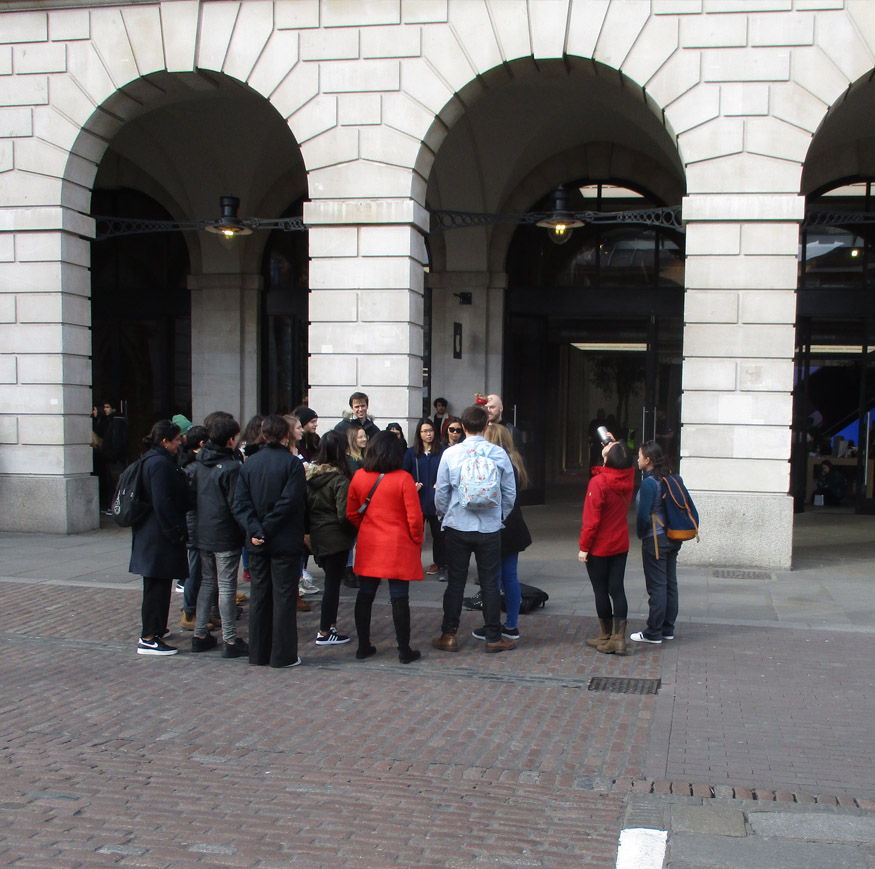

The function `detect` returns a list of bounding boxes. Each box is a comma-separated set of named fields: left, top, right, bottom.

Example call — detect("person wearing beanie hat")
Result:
left=292, top=406, right=320, bottom=464
left=172, top=413, right=193, bottom=432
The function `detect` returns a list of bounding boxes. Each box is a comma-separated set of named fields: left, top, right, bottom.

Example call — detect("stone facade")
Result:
left=1, top=0, right=874, bottom=567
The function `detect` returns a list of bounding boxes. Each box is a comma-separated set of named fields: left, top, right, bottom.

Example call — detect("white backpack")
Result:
left=458, top=445, right=501, bottom=510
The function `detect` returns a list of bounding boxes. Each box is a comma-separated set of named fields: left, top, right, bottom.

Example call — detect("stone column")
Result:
left=428, top=271, right=506, bottom=406
left=0, top=206, right=97, bottom=533
left=188, top=273, right=261, bottom=428
left=304, top=199, right=429, bottom=434
left=680, top=194, right=803, bottom=569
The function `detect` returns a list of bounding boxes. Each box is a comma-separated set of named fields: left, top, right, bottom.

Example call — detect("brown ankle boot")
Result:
left=297, top=592, right=311, bottom=612
left=598, top=619, right=627, bottom=655
left=586, top=618, right=612, bottom=649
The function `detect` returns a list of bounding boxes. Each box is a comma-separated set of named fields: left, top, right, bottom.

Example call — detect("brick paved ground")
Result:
left=647, top=622, right=875, bottom=798
left=4, top=510, right=875, bottom=866
left=0, top=583, right=658, bottom=867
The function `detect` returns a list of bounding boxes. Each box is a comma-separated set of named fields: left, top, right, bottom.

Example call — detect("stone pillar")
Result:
left=428, top=271, right=506, bottom=406
left=189, top=273, right=261, bottom=428
left=0, top=206, right=98, bottom=533
left=304, top=199, right=429, bottom=434
left=680, top=194, right=803, bottom=569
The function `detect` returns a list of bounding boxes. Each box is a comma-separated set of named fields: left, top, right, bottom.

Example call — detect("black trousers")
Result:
left=141, top=576, right=172, bottom=639
left=319, top=549, right=349, bottom=633
left=584, top=551, right=628, bottom=622
left=248, top=550, right=299, bottom=667
left=442, top=528, right=502, bottom=642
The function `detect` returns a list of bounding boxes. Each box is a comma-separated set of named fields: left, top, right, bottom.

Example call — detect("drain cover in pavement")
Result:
left=588, top=677, right=661, bottom=695
left=713, top=569, right=772, bottom=580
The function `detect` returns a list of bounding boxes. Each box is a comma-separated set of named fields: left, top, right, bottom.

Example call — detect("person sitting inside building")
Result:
left=814, top=459, right=848, bottom=506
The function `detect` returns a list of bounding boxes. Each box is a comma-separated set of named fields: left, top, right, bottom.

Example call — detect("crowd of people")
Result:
left=128, top=390, right=685, bottom=665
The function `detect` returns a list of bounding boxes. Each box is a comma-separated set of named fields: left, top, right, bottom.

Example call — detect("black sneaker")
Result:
left=471, top=627, right=487, bottom=641
left=221, top=638, right=249, bottom=658
left=271, top=657, right=302, bottom=669
left=315, top=627, right=351, bottom=646
left=191, top=633, right=218, bottom=653
left=501, top=626, right=520, bottom=640
left=462, top=591, right=483, bottom=611
left=137, top=637, right=178, bottom=656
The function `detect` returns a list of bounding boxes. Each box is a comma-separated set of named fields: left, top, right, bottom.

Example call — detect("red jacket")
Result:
left=578, top=465, right=635, bottom=557
left=347, top=469, right=424, bottom=581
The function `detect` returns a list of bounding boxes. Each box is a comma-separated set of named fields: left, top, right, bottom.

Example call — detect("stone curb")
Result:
left=615, top=779, right=875, bottom=811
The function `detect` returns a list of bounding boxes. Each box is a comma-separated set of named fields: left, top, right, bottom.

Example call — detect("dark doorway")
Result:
left=795, top=181, right=875, bottom=514
left=261, top=201, right=309, bottom=415
left=504, top=182, right=685, bottom=504
left=90, top=188, right=191, bottom=454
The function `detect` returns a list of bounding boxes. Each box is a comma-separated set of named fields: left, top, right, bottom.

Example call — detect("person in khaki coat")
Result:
left=306, top=430, right=356, bottom=647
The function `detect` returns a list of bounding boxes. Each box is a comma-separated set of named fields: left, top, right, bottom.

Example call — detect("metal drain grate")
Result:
left=588, top=676, right=661, bottom=695
left=713, top=569, right=772, bottom=580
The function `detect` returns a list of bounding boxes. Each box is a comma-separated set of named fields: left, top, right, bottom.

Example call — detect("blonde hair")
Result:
left=283, top=414, right=301, bottom=454
left=347, top=425, right=367, bottom=461
left=484, top=423, right=528, bottom=489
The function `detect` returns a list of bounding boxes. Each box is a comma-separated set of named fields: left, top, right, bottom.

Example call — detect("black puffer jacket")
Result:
left=190, top=442, right=244, bottom=552
left=232, top=443, right=306, bottom=556
left=305, top=463, right=356, bottom=559
left=179, top=449, right=199, bottom=549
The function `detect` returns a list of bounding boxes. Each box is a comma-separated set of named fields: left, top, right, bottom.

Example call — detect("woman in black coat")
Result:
left=130, top=419, right=190, bottom=656
left=232, top=415, right=307, bottom=669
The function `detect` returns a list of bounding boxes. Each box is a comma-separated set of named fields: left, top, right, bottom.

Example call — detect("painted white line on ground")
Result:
left=615, top=827, right=667, bottom=869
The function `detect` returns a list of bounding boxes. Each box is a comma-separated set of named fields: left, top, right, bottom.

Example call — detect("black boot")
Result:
left=343, top=566, right=359, bottom=588
left=391, top=597, right=421, bottom=664
left=354, top=593, right=376, bottom=660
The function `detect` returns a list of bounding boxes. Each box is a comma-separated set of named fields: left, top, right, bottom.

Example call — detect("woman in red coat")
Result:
left=347, top=430, right=424, bottom=663
left=578, top=438, right=635, bottom=654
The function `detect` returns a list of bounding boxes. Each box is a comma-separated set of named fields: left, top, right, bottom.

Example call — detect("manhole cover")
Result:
left=588, top=677, right=661, bottom=695
left=713, top=569, right=772, bottom=580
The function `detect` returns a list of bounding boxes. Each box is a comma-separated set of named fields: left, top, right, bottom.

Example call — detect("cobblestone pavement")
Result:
left=2, top=507, right=875, bottom=867
left=0, top=582, right=654, bottom=868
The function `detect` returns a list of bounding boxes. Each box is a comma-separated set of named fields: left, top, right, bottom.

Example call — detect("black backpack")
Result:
left=462, top=583, right=549, bottom=615
left=111, top=455, right=151, bottom=527
left=513, top=583, right=549, bottom=614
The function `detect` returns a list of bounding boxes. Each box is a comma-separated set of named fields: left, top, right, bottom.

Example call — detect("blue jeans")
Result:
left=195, top=549, right=241, bottom=644
left=442, top=528, right=502, bottom=642
left=498, top=552, right=521, bottom=629
left=640, top=535, right=680, bottom=640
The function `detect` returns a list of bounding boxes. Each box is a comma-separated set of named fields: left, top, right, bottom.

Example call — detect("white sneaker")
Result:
left=302, top=568, right=315, bottom=582
left=630, top=632, right=662, bottom=644
left=299, top=574, right=321, bottom=594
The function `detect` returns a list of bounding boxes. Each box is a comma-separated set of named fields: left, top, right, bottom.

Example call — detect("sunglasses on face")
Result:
left=448, top=427, right=462, bottom=433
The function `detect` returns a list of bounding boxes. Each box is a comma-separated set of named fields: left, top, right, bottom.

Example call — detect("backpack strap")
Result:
left=664, top=475, right=700, bottom=540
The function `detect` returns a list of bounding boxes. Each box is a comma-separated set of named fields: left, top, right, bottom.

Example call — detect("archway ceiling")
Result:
left=427, top=71, right=683, bottom=212
left=426, top=68, right=684, bottom=272
left=803, top=71, right=875, bottom=195
left=93, top=72, right=305, bottom=271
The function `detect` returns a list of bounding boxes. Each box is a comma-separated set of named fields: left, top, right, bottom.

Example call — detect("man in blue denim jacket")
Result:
left=432, top=404, right=516, bottom=653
